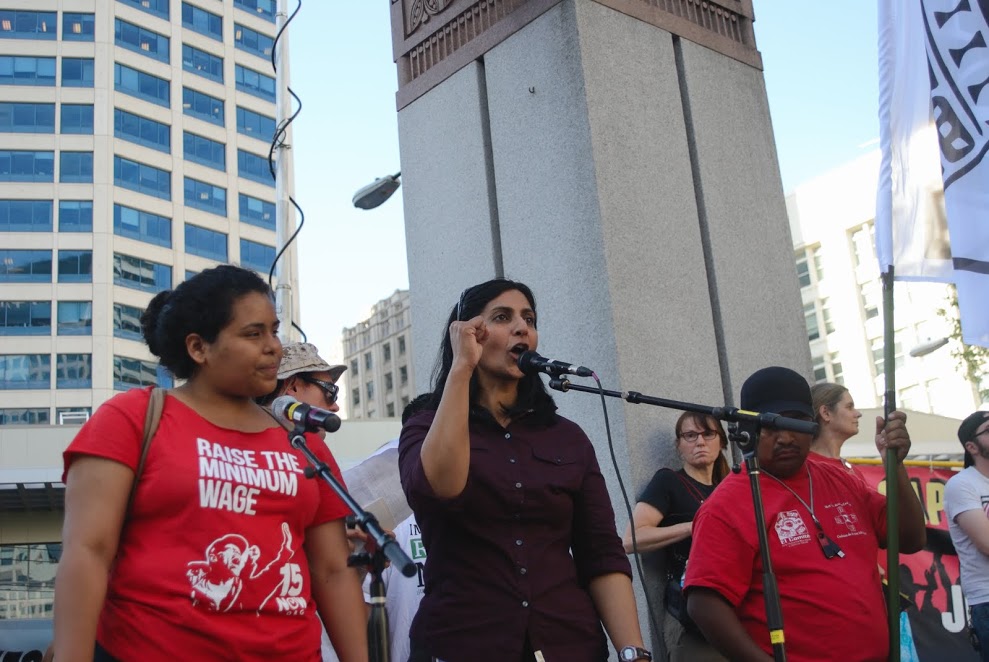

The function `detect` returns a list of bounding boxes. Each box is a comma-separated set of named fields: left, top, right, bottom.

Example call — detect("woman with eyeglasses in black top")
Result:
left=622, top=412, right=730, bottom=662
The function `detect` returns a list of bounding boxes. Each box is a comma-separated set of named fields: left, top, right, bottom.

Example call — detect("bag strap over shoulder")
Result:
left=126, top=387, right=166, bottom=515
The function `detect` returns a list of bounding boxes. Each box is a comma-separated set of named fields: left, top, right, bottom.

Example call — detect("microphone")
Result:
left=271, top=395, right=342, bottom=433
left=517, top=350, right=593, bottom=378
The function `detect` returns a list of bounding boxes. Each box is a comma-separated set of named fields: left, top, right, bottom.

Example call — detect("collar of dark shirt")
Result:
left=468, top=401, right=557, bottom=429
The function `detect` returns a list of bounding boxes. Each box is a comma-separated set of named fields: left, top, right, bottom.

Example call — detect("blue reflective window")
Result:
left=240, top=239, right=275, bottom=273
left=185, top=270, right=198, bottom=281
left=234, top=64, right=275, bottom=101
left=114, top=108, right=170, bottom=152
left=183, top=131, right=225, bottom=171
left=0, top=151, right=54, bottom=182
left=0, top=103, right=55, bottom=133
left=115, top=18, right=170, bottom=63
left=234, top=24, right=273, bottom=60
left=114, top=62, right=170, bottom=107
left=58, top=301, right=92, bottom=336
left=236, top=106, right=275, bottom=141
left=182, top=44, right=223, bottom=83
left=114, top=355, right=170, bottom=391
left=113, top=302, right=144, bottom=340
left=59, top=201, right=93, bottom=232
left=117, top=0, right=169, bottom=20
left=0, top=354, right=51, bottom=390
left=182, top=3, right=222, bottom=41
left=62, top=58, right=95, bottom=87
left=234, top=0, right=276, bottom=23
left=0, top=11, right=56, bottom=39
left=0, top=301, right=51, bottom=336
left=113, top=252, right=172, bottom=293
left=58, top=250, right=93, bottom=283
left=0, top=250, right=52, bottom=282
left=184, top=177, right=226, bottom=216
left=114, top=155, right=172, bottom=201
left=59, top=151, right=93, bottom=183
left=0, top=408, right=50, bottom=424
left=239, top=193, right=275, bottom=231
left=61, top=104, right=94, bottom=134
left=0, top=56, right=56, bottom=86
left=183, top=87, right=224, bottom=126
left=0, top=200, right=52, bottom=231
left=114, top=203, right=172, bottom=248
left=57, top=353, right=92, bottom=388
left=63, top=13, right=95, bottom=41
left=237, top=149, right=273, bottom=186
left=185, top=223, right=228, bottom=261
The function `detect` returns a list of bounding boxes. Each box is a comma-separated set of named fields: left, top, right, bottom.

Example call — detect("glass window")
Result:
left=185, top=223, right=228, bottom=261
left=236, top=106, right=275, bottom=141
left=239, top=193, right=275, bottom=230
left=234, top=64, right=275, bottom=101
left=239, top=239, right=275, bottom=273
left=830, top=353, right=844, bottom=385
left=795, top=252, right=810, bottom=288
left=0, top=354, right=51, bottom=390
left=59, top=201, right=93, bottom=232
left=59, top=151, right=94, bottom=183
left=183, top=131, right=226, bottom=171
left=184, top=177, right=226, bottom=216
left=0, top=102, right=55, bottom=133
left=57, top=301, right=92, bottom=336
left=114, top=204, right=172, bottom=247
left=61, top=104, right=94, bottom=134
left=237, top=149, right=273, bottom=186
left=400, top=365, right=408, bottom=384
left=364, top=353, right=372, bottom=370
left=234, top=24, right=274, bottom=60
left=804, top=302, right=820, bottom=341
left=56, top=354, right=92, bottom=389
left=821, top=298, right=835, bottom=335
left=114, top=62, right=170, bottom=107
left=0, top=408, right=50, bottom=425
left=385, top=372, right=394, bottom=391
left=185, top=269, right=197, bottom=281
left=386, top=402, right=395, bottom=417
left=182, top=3, right=223, bottom=41
left=366, top=381, right=374, bottom=400
left=183, top=87, right=224, bottom=126
left=113, top=253, right=172, bottom=293
left=113, top=302, right=144, bottom=340
left=234, top=0, right=276, bottom=23
left=398, top=336, right=406, bottom=355
left=114, top=108, right=171, bottom=153
left=0, top=250, right=52, bottom=282
left=114, top=355, right=168, bottom=390
left=117, top=0, right=169, bottom=20
left=350, top=359, right=358, bottom=375
left=0, top=200, right=53, bottom=231
left=57, top=407, right=91, bottom=424
left=0, top=301, right=51, bottom=335
left=57, top=250, right=93, bottom=283
left=62, top=58, right=95, bottom=87
left=63, top=13, right=95, bottom=41
left=0, top=150, right=54, bottom=182
left=383, top=343, right=392, bottom=362
left=114, top=155, right=172, bottom=201
left=0, top=56, right=56, bottom=85
left=351, top=388, right=360, bottom=406
left=115, top=18, right=170, bottom=63
left=860, top=281, right=880, bottom=320
left=0, top=11, right=56, bottom=39
left=182, top=44, right=223, bottom=83
left=812, top=353, right=827, bottom=383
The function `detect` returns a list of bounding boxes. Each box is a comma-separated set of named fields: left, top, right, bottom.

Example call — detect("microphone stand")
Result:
left=549, top=377, right=793, bottom=662
left=286, top=425, right=416, bottom=662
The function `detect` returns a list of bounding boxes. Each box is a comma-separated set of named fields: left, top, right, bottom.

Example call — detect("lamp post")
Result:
left=353, top=172, right=401, bottom=210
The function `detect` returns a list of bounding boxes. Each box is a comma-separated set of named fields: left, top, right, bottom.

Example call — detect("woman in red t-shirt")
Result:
left=54, top=265, right=368, bottom=662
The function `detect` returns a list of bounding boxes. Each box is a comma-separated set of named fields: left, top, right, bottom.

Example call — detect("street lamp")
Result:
left=352, top=171, right=401, bottom=210
left=909, top=337, right=949, bottom=357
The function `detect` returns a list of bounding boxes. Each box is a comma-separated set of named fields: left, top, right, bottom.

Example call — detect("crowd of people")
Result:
left=51, top=265, right=984, bottom=662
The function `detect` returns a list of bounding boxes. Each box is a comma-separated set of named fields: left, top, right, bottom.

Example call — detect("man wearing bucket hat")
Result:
left=945, top=410, right=989, bottom=659
left=258, top=342, right=347, bottom=416
left=683, top=366, right=926, bottom=662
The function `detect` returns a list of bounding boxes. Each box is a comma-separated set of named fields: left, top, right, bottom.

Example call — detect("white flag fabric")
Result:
left=877, top=0, right=989, bottom=347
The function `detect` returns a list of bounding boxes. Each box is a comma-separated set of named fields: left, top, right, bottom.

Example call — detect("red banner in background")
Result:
left=855, top=464, right=976, bottom=661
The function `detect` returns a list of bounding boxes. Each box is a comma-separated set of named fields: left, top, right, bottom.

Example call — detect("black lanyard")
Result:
left=763, top=465, right=845, bottom=560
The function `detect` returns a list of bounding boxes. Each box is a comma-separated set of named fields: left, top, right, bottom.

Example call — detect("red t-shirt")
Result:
left=806, top=452, right=869, bottom=485
left=684, top=460, right=889, bottom=662
left=63, top=387, right=350, bottom=661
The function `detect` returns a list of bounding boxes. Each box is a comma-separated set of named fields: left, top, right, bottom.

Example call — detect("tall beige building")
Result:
left=788, top=150, right=985, bottom=418
left=342, top=289, right=415, bottom=420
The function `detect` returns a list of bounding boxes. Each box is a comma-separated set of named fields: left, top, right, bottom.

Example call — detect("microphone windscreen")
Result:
left=270, top=395, right=299, bottom=425
left=517, top=350, right=543, bottom=375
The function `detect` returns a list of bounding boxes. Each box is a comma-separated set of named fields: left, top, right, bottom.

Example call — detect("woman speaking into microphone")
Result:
left=399, top=278, right=649, bottom=662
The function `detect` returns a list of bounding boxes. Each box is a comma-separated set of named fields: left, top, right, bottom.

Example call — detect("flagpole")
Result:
left=881, top=267, right=900, bottom=662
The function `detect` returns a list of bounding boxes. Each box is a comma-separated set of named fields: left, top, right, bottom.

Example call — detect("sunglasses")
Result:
left=298, top=375, right=339, bottom=405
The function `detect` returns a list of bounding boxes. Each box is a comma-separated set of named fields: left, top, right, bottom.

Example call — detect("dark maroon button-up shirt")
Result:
left=399, top=406, right=632, bottom=662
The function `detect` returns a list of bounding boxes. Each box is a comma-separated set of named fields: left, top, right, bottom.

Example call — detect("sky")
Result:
left=284, top=0, right=883, bottom=383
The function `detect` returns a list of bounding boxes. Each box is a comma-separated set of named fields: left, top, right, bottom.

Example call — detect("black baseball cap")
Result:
left=740, top=366, right=814, bottom=418
left=959, top=411, right=989, bottom=468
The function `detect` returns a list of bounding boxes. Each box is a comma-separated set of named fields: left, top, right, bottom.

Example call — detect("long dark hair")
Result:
left=674, top=411, right=731, bottom=485
left=418, top=278, right=555, bottom=420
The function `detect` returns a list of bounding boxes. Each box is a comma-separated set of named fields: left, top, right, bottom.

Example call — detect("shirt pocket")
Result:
left=530, top=445, right=583, bottom=494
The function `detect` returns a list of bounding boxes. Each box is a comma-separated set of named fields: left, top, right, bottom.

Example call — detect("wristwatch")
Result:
left=618, top=646, right=652, bottom=661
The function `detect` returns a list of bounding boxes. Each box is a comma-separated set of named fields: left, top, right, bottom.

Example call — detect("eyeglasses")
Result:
left=298, top=375, right=339, bottom=405
left=679, top=430, right=719, bottom=443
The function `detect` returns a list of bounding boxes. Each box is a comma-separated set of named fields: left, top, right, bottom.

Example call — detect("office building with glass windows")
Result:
left=0, top=0, right=296, bottom=630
